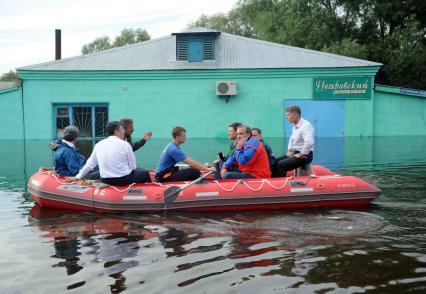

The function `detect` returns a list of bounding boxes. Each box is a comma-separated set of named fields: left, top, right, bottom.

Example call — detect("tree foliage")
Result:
left=82, top=28, right=151, bottom=54
left=189, top=12, right=254, bottom=37
left=0, top=70, right=21, bottom=83
left=82, top=36, right=112, bottom=54
left=189, top=0, right=426, bottom=89
left=113, top=28, right=150, bottom=47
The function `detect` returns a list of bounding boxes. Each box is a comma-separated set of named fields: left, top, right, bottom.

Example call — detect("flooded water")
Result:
left=1, top=137, right=426, bottom=293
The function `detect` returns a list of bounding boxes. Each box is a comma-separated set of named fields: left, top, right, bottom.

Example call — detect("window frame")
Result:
left=176, top=34, right=216, bottom=62
left=53, top=103, right=109, bottom=140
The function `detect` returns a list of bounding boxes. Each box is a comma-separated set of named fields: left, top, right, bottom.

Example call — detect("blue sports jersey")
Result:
left=156, top=143, right=187, bottom=175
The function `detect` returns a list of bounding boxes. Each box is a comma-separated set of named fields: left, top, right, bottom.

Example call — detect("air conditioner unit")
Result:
left=216, top=81, right=237, bottom=96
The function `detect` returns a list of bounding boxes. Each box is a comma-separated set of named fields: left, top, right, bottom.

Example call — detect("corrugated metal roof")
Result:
left=172, top=28, right=220, bottom=36
left=173, top=27, right=220, bottom=34
left=0, top=81, right=18, bottom=90
left=18, top=29, right=381, bottom=71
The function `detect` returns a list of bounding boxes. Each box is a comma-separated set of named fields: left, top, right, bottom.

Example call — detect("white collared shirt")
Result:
left=288, top=118, right=315, bottom=155
left=76, top=136, right=136, bottom=179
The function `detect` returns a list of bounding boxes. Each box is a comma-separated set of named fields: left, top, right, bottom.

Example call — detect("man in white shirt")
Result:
left=68, top=121, right=151, bottom=186
left=273, top=105, right=315, bottom=177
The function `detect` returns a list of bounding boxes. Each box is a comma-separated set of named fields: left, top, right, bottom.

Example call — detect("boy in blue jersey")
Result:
left=155, top=126, right=215, bottom=182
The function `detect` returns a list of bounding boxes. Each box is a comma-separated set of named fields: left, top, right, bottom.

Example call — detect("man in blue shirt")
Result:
left=54, top=126, right=100, bottom=179
left=156, top=126, right=215, bottom=182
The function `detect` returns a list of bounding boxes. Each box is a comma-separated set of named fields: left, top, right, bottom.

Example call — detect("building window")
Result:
left=176, top=34, right=216, bottom=62
left=54, top=104, right=108, bottom=139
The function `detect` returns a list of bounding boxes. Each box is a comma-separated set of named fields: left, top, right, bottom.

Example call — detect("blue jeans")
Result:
left=223, top=172, right=255, bottom=179
left=215, top=161, right=240, bottom=180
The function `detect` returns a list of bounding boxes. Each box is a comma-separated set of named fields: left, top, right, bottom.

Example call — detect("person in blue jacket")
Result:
left=251, top=128, right=276, bottom=169
left=54, top=126, right=100, bottom=179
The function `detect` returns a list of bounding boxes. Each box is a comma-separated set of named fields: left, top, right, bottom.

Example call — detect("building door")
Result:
left=284, top=100, right=345, bottom=138
left=283, top=100, right=345, bottom=168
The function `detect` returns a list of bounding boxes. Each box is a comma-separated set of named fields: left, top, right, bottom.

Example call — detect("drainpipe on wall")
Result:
left=20, top=80, right=25, bottom=141
left=20, top=79, right=28, bottom=179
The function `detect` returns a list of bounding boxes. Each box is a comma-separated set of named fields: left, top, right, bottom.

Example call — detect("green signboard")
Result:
left=313, top=77, right=371, bottom=99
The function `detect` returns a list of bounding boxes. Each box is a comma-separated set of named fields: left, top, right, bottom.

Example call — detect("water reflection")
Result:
left=1, top=136, right=426, bottom=292
left=29, top=206, right=396, bottom=292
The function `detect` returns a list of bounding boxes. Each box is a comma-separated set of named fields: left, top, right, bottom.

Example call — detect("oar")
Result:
left=164, top=171, right=214, bottom=204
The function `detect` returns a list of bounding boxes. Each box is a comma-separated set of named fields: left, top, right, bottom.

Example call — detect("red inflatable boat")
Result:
left=28, top=165, right=381, bottom=213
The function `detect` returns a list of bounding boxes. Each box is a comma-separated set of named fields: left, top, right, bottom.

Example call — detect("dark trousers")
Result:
left=157, top=167, right=201, bottom=182
left=214, top=161, right=240, bottom=180
left=85, top=170, right=100, bottom=180
left=101, top=167, right=151, bottom=186
left=223, top=172, right=255, bottom=179
left=273, top=151, right=313, bottom=177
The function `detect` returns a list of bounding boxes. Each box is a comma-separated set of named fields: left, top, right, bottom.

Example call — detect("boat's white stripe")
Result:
left=318, top=175, right=341, bottom=179
left=290, top=187, right=314, bottom=192
left=31, top=180, right=40, bottom=187
left=123, top=195, right=147, bottom=201
left=195, top=192, right=219, bottom=197
left=57, top=185, right=90, bottom=193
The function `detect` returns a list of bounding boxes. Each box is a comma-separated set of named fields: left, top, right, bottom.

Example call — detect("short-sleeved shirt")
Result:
left=288, top=117, right=315, bottom=155
left=156, top=143, right=187, bottom=175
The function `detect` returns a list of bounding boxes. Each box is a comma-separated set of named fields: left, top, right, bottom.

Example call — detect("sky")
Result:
left=0, top=0, right=236, bottom=74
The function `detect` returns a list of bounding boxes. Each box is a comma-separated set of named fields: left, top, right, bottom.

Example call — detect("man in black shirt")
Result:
left=120, top=118, right=152, bottom=152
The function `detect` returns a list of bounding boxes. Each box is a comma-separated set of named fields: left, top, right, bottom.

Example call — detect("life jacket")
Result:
left=237, top=139, right=271, bottom=178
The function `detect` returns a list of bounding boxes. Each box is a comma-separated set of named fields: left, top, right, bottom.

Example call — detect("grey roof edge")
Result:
left=173, top=27, right=220, bottom=35
left=221, top=32, right=382, bottom=66
left=0, top=86, right=20, bottom=94
left=17, top=35, right=174, bottom=70
left=375, top=83, right=426, bottom=92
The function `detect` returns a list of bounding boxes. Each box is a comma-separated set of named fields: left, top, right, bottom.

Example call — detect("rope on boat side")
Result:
left=213, top=180, right=242, bottom=192
left=265, top=177, right=290, bottom=190
left=213, top=178, right=287, bottom=192
left=39, top=167, right=136, bottom=192
left=211, top=176, right=312, bottom=193
left=39, top=167, right=314, bottom=194
left=241, top=179, right=266, bottom=192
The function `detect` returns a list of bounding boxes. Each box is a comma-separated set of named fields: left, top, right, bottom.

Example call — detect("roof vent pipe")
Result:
left=55, top=29, right=61, bottom=60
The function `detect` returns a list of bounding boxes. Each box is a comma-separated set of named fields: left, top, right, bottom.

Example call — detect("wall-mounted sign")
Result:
left=313, top=77, right=371, bottom=99
left=400, top=88, right=425, bottom=97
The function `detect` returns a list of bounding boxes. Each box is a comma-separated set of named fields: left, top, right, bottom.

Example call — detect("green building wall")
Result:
left=0, top=87, right=24, bottom=139
left=345, top=98, right=374, bottom=137
left=4, top=68, right=424, bottom=141
left=374, top=85, right=426, bottom=136
left=18, top=67, right=379, bottom=139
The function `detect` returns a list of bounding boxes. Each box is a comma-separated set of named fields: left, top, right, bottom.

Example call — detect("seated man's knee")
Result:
left=190, top=168, right=201, bottom=180
left=223, top=172, right=233, bottom=179
left=223, top=172, right=240, bottom=179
